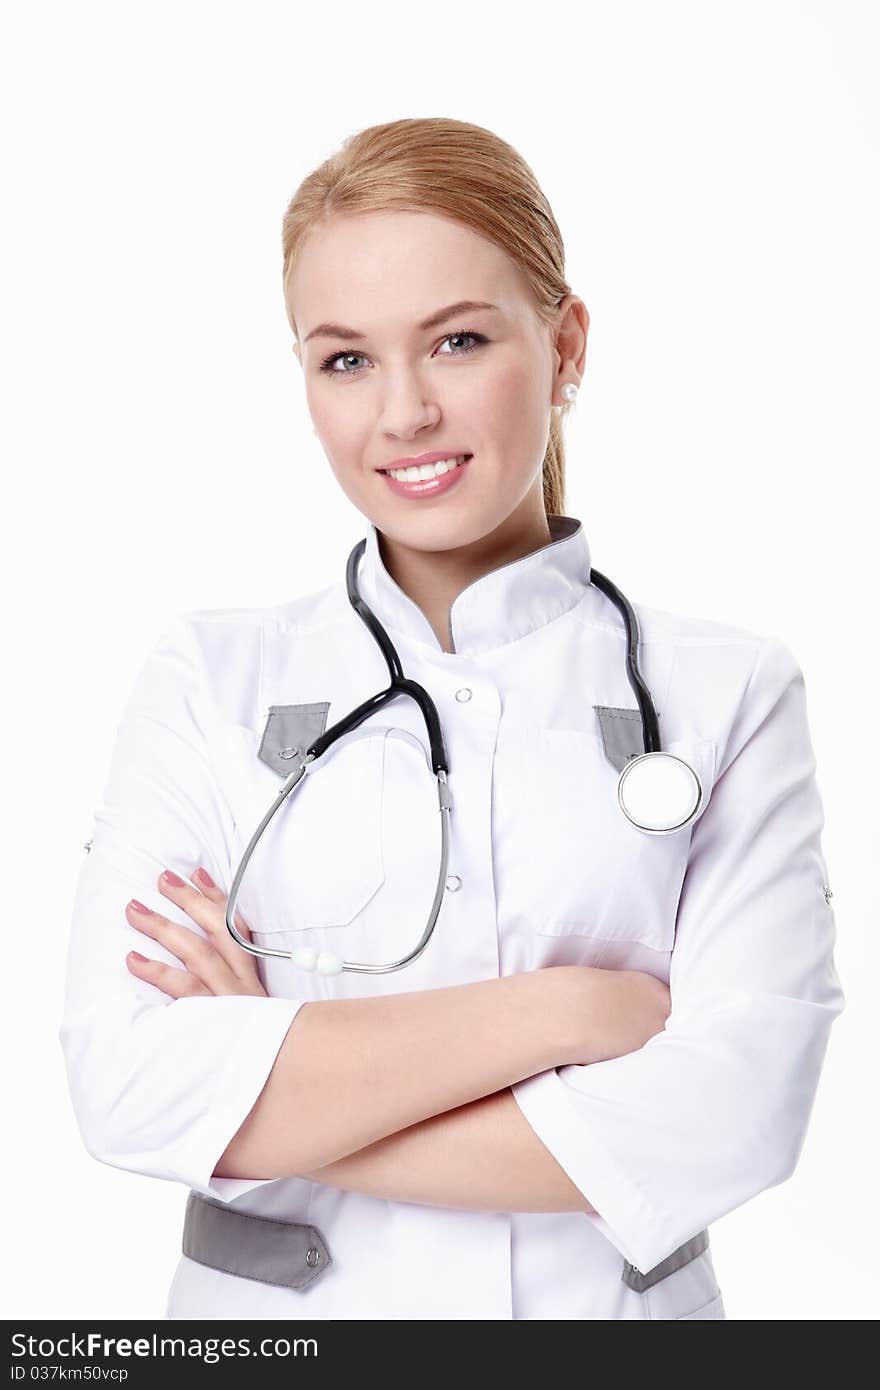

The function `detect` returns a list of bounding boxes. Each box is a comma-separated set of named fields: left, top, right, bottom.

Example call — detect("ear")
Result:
left=552, top=295, right=589, bottom=399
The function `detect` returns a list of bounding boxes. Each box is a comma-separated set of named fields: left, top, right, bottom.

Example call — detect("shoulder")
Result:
left=175, top=579, right=347, bottom=655
left=639, top=602, right=809, bottom=775
left=577, top=588, right=805, bottom=750
left=627, top=594, right=801, bottom=680
left=579, top=582, right=800, bottom=672
left=154, top=580, right=349, bottom=729
left=628, top=596, right=773, bottom=651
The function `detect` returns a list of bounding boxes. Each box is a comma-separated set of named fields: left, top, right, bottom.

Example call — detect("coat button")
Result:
left=445, top=875, right=462, bottom=892
left=455, top=688, right=472, bottom=702
left=306, top=1246, right=319, bottom=1266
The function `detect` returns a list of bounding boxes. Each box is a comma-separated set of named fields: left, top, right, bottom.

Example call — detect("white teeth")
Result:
left=387, top=455, right=469, bottom=482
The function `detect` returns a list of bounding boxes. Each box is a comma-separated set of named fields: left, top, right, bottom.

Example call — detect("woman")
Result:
left=59, top=117, right=844, bottom=1321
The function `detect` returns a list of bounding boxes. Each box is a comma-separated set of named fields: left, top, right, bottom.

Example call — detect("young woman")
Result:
left=59, top=117, right=844, bottom=1321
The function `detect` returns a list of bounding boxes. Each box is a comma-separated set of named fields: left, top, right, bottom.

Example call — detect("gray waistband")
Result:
left=182, top=1191, right=333, bottom=1291
left=183, top=1190, right=705, bottom=1297
left=622, top=1228, right=710, bottom=1292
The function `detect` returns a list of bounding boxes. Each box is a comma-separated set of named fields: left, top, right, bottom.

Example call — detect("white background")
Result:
left=3, top=0, right=877, bottom=1321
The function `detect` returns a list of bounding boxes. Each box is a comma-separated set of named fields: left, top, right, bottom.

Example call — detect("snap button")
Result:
left=279, top=746, right=299, bottom=759
left=306, top=1246, right=318, bottom=1267
left=455, top=688, right=472, bottom=702
left=445, top=875, right=462, bottom=892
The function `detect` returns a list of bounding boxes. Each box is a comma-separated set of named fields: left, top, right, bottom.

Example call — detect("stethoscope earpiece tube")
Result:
left=344, top=539, right=449, bottom=774
left=588, top=567, right=660, bottom=755
left=225, top=760, right=313, bottom=962
left=225, top=534, right=703, bottom=975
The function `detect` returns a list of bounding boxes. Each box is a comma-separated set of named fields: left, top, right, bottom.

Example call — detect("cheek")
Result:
left=478, top=361, right=552, bottom=464
left=310, top=392, right=349, bottom=449
left=309, top=396, right=371, bottom=480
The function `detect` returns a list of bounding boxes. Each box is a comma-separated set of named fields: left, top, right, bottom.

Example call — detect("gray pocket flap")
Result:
left=182, top=1191, right=332, bottom=1291
left=258, top=702, right=331, bottom=777
left=621, top=1228, right=710, bottom=1292
left=593, top=704, right=647, bottom=773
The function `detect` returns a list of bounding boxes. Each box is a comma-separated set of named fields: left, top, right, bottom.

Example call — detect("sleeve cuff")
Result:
left=187, top=996, right=311, bottom=1204
left=511, top=1066, right=681, bottom=1275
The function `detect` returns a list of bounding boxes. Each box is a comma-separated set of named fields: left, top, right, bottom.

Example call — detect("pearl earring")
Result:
left=561, top=383, right=578, bottom=403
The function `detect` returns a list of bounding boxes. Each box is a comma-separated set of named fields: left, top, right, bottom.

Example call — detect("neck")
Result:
left=377, top=496, right=554, bottom=654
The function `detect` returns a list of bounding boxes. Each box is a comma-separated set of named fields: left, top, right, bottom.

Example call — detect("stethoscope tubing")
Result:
left=224, top=535, right=694, bottom=974
left=588, top=568, right=660, bottom=755
left=225, top=753, right=452, bottom=973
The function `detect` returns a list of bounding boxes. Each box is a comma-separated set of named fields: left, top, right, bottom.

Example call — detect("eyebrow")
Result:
left=302, top=300, right=501, bottom=344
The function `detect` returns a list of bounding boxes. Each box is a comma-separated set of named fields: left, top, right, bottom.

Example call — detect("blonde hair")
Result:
left=281, top=117, right=574, bottom=517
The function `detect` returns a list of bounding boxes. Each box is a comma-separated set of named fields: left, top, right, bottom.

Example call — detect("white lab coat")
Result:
left=59, top=514, right=844, bottom=1320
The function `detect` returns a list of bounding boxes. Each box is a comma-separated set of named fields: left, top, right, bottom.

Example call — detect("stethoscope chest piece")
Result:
left=617, top=751, right=703, bottom=835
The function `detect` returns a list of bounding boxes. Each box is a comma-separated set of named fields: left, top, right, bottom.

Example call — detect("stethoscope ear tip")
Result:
left=617, top=751, right=703, bottom=835
left=286, top=945, right=345, bottom=974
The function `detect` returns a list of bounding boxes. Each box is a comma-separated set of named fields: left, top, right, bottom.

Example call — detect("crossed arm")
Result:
left=299, top=1087, right=594, bottom=1213
left=210, top=959, right=602, bottom=1213
left=123, top=866, right=646, bottom=1214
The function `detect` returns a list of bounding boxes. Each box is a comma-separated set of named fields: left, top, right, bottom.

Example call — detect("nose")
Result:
left=379, top=373, right=442, bottom=440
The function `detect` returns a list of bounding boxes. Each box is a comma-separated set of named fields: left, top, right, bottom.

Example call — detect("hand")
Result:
left=124, top=865, right=267, bottom=998
left=568, top=965, right=671, bottom=1065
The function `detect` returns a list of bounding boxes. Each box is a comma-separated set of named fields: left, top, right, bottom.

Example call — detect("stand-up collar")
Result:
left=354, top=514, right=592, bottom=657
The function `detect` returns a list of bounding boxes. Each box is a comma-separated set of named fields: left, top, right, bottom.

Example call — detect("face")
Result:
left=286, top=210, right=587, bottom=556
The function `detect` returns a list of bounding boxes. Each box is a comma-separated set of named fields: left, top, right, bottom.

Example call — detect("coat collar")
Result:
left=353, top=513, right=592, bottom=657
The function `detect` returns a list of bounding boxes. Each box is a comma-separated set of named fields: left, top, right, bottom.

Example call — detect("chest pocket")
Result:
left=226, top=706, right=388, bottom=934
left=493, top=709, right=717, bottom=954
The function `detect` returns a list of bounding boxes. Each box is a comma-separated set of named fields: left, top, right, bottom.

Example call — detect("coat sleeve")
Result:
left=58, top=613, right=311, bottom=1203
left=511, top=635, right=845, bottom=1275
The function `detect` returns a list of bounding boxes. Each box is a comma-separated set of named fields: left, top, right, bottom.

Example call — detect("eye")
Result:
left=320, top=350, right=369, bottom=377
left=435, top=331, right=485, bottom=357
left=318, top=330, right=489, bottom=381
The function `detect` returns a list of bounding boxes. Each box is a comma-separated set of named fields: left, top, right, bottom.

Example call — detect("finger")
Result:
left=184, top=866, right=266, bottom=985
left=126, top=899, right=243, bottom=996
left=126, top=949, right=211, bottom=998
left=157, top=869, right=221, bottom=935
left=190, top=867, right=255, bottom=941
left=160, top=867, right=259, bottom=983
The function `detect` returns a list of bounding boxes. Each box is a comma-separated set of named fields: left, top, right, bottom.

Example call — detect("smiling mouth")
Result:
left=380, top=454, right=473, bottom=480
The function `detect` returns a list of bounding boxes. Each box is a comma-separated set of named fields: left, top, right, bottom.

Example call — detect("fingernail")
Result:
left=162, top=869, right=185, bottom=887
left=129, top=951, right=148, bottom=962
left=129, top=899, right=152, bottom=915
left=196, top=867, right=216, bottom=888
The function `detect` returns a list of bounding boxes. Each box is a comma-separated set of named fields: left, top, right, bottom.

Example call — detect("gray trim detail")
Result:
left=593, top=705, right=647, bottom=773
left=182, top=1192, right=333, bottom=1291
left=257, top=702, right=331, bottom=777
left=621, top=1228, right=710, bottom=1292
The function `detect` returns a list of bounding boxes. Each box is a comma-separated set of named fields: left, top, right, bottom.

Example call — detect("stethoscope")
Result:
left=225, top=537, right=703, bottom=976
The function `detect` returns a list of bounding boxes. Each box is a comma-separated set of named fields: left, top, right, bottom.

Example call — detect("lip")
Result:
left=378, top=449, right=472, bottom=472
left=381, top=455, right=471, bottom=500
